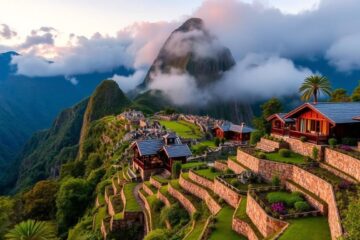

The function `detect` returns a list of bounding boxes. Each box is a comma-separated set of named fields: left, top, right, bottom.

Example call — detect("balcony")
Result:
left=133, top=157, right=164, bottom=170
left=289, top=130, right=328, bottom=144
left=271, top=128, right=288, bottom=136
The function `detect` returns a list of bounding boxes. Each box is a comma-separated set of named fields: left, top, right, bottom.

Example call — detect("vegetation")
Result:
left=250, top=130, right=263, bottom=145
left=265, top=151, right=306, bottom=164
left=123, top=183, right=142, bottom=212
left=299, top=75, right=332, bottom=103
left=160, top=203, right=189, bottom=227
left=331, top=88, right=351, bottom=102
left=266, top=191, right=303, bottom=207
left=172, top=161, right=182, bottom=179
left=194, top=168, right=221, bottom=180
left=252, top=98, right=283, bottom=134
left=144, top=228, right=170, bottom=240
left=181, top=161, right=206, bottom=170
left=351, top=83, right=360, bottom=101
left=5, top=220, right=57, bottom=240
left=159, top=120, right=203, bottom=139
left=0, top=197, right=17, bottom=239
left=279, top=149, right=291, bottom=158
left=328, top=138, right=337, bottom=148
left=343, top=198, right=360, bottom=240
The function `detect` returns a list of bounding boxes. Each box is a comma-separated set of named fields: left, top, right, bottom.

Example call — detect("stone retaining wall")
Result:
left=214, top=178, right=241, bottom=208
left=273, top=135, right=323, bottom=160
left=247, top=193, right=288, bottom=237
left=179, top=175, right=221, bottom=215
left=168, top=183, right=196, bottom=215
left=324, top=148, right=360, bottom=182
left=232, top=217, right=260, bottom=240
left=214, top=160, right=228, bottom=171
left=260, top=138, right=289, bottom=149
left=142, top=183, right=155, bottom=195
left=285, top=180, right=327, bottom=214
left=320, top=163, right=357, bottom=183
left=157, top=190, right=171, bottom=207
left=236, top=148, right=343, bottom=239
left=150, top=177, right=163, bottom=189
left=139, top=189, right=152, bottom=231
left=189, top=170, right=214, bottom=191
left=108, top=197, right=115, bottom=217
left=228, top=159, right=247, bottom=174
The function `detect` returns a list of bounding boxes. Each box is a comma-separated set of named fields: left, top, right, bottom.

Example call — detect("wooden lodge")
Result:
left=269, top=102, right=360, bottom=144
left=131, top=133, right=192, bottom=180
left=213, top=121, right=254, bottom=143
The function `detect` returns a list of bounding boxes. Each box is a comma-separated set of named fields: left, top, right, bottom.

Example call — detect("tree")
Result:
left=253, top=98, right=283, bottom=134
left=299, top=75, right=332, bottom=103
left=214, top=137, right=220, bottom=147
left=343, top=198, right=360, bottom=240
left=22, top=180, right=59, bottom=220
left=0, top=197, right=16, bottom=239
left=351, top=83, right=360, bottom=102
left=330, top=88, right=351, bottom=102
left=5, top=220, right=57, bottom=240
left=56, top=178, right=91, bottom=233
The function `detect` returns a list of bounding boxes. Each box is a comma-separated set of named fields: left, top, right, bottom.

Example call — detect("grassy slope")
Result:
left=159, top=120, right=203, bottom=139
left=123, top=183, right=142, bottom=212
left=265, top=151, right=306, bottom=164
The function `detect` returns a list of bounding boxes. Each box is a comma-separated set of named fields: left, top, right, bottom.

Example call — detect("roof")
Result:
left=267, top=113, right=295, bottom=124
left=216, top=121, right=255, bottom=134
left=163, top=144, right=192, bottom=158
left=285, top=102, right=360, bottom=124
left=163, top=132, right=178, bottom=139
left=135, top=139, right=164, bottom=156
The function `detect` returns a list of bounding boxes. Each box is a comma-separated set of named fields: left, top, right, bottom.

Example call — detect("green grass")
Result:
left=194, top=168, right=221, bottom=180
left=144, top=181, right=157, bottom=193
left=159, top=120, right=203, bottom=139
left=123, top=183, right=142, bottom=212
left=182, top=161, right=206, bottom=170
left=94, top=206, right=107, bottom=229
left=209, top=206, right=246, bottom=240
left=147, top=194, right=164, bottom=229
left=191, top=140, right=217, bottom=153
left=159, top=185, right=176, bottom=204
left=235, top=197, right=263, bottom=238
left=265, top=151, right=306, bottom=164
left=279, top=217, right=331, bottom=240
left=151, top=175, right=169, bottom=185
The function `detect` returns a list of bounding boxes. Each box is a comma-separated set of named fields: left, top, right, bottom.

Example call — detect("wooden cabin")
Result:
left=269, top=102, right=360, bottom=144
left=266, top=113, right=295, bottom=135
left=131, top=133, right=192, bottom=180
left=213, top=121, right=254, bottom=143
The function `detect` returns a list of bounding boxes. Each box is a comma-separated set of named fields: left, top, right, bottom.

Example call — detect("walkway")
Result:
left=133, top=183, right=149, bottom=235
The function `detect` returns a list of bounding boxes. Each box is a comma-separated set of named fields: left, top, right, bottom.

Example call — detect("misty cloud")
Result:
left=0, top=24, right=17, bottom=39
left=19, top=27, right=57, bottom=49
left=112, top=70, right=146, bottom=92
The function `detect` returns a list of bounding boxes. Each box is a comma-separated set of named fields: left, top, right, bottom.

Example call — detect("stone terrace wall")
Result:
left=246, top=193, right=287, bottom=237
left=324, top=148, right=360, bottom=182
left=142, top=183, right=155, bottom=195
left=260, top=138, right=289, bottom=149
left=214, top=178, right=241, bottom=208
left=168, top=183, right=196, bottom=215
left=273, top=135, right=323, bottom=160
left=285, top=180, right=327, bottom=214
left=236, top=148, right=343, bottom=239
left=189, top=170, right=214, bottom=191
left=157, top=190, right=171, bottom=207
left=179, top=175, right=221, bottom=215
left=232, top=217, right=260, bottom=240
left=139, top=189, right=152, bottom=232
left=214, top=160, right=228, bottom=171
left=228, top=159, right=247, bottom=174
left=150, top=177, right=163, bottom=189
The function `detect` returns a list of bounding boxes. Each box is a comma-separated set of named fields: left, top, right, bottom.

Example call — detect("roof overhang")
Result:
left=266, top=114, right=285, bottom=124
left=284, top=103, right=336, bottom=126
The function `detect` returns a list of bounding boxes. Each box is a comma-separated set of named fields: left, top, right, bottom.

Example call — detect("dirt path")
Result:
left=133, top=183, right=149, bottom=235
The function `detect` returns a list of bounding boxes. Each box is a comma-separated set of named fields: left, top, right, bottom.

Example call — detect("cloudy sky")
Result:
left=1, top=0, right=359, bottom=103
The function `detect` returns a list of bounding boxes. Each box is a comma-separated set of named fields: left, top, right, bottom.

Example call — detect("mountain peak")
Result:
left=177, top=18, right=204, bottom=32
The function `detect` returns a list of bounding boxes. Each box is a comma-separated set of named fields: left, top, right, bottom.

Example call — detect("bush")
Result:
left=279, top=149, right=291, bottom=158
left=267, top=192, right=303, bottom=207
left=300, top=136, right=307, bottom=142
left=210, top=167, right=216, bottom=173
left=171, top=161, right=182, bottom=179
left=144, top=229, right=170, bottom=240
left=328, top=138, right=337, bottom=148
left=272, top=175, right=280, bottom=186
left=153, top=199, right=164, bottom=212
left=160, top=203, right=189, bottom=226
left=214, top=138, right=220, bottom=147
left=225, top=168, right=234, bottom=174
left=192, top=211, right=200, bottom=221
left=294, top=201, right=310, bottom=212
left=230, top=179, right=240, bottom=188
left=250, top=130, right=264, bottom=145
left=257, top=152, right=266, bottom=159
left=312, top=147, right=319, bottom=160
left=342, top=137, right=357, bottom=146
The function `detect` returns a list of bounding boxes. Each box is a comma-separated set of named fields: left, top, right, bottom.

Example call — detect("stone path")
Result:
left=133, top=183, right=149, bottom=235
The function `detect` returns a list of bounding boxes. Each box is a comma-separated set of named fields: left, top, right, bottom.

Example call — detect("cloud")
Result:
left=112, top=70, right=146, bottom=92
left=0, top=24, right=17, bottom=39
left=19, top=27, right=57, bottom=49
left=65, top=76, right=79, bottom=85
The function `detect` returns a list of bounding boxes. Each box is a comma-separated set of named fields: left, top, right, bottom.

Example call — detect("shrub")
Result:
left=267, top=192, right=303, bottom=207
left=342, top=137, right=357, bottom=146
left=153, top=199, right=164, bottom=212
left=210, top=167, right=216, bottom=173
left=250, top=130, right=264, bottom=145
left=271, top=202, right=286, bottom=214
left=192, top=211, right=200, bottom=221
left=303, top=156, right=312, bottom=163
left=214, top=138, right=220, bottom=147
left=257, top=152, right=266, bottom=159
left=272, top=175, right=280, bottom=186
left=144, top=229, right=170, bottom=240
left=294, top=201, right=310, bottom=212
left=225, top=168, right=234, bottom=174
left=279, top=149, right=291, bottom=158
left=312, top=147, right=319, bottom=160
left=339, top=145, right=353, bottom=152
left=328, top=138, right=337, bottom=148
left=230, top=179, right=240, bottom=188
left=300, top=136, right=307, bottom=142
left=338, top=181, right=353, bottom=190
left=171, top=161, right=182, bottom=179
left=160, top=203, right=189, bottom=226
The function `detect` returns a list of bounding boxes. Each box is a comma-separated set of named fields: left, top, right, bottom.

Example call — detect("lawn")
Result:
left=159, top=120, right=203, bottom=139
left=151, top=175, right=169, bottom=185
left=265, top=151, right=306, bottom=164
left=209, top=206, right=246, bottom=240
left=123, top=182, right=142, bottom=212
left=182, top=161, right=207, bottom=170
left=194, top=168, right=222, bottom=180
left=191, top=140, right=216, bottom=151
left=279, top=217, right=331, bottom=240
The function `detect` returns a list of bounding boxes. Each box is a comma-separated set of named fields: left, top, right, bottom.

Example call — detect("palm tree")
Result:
left=299, top=75, right=332, bottom=103
left=5, top=220, right=57, bottom=240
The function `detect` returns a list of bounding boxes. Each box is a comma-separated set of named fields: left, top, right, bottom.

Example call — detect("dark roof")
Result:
left=216, top=121, right=255, bottom=133
left=285, top=102, right=360, bottom=124
left=135, top=139, right=164, bottom=156
left=163, top=144, right=192, bottom=158
left=163, top=132, right=178, bottom=139
left=267, top=113, right=294, bottom=123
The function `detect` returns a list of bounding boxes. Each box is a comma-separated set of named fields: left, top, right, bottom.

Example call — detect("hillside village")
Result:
left=93, top=101, right=360, bottom=240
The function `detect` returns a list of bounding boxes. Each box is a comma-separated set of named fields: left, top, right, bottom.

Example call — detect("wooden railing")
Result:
left=271, top=128, right=287, bottom=136
left=288, top=130, right=328, bottom=144
left=133, top=158, right=164, bottom=170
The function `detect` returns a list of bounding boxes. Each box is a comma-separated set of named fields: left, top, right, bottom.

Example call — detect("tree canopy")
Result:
left=299, top=75, right=332, bottom=103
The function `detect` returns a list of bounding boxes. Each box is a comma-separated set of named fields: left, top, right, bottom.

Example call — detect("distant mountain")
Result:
left=14, top=80, right=131, bottom=192
left=0, top=51, right=132, bottom=192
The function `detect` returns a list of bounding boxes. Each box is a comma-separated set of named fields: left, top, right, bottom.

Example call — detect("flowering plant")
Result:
left=271, top=202, right=286, bottom=214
